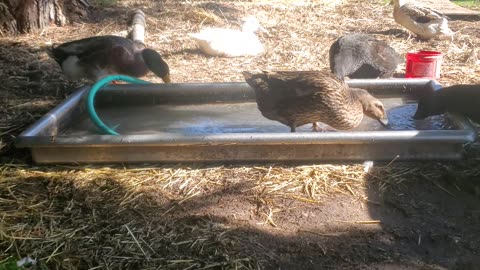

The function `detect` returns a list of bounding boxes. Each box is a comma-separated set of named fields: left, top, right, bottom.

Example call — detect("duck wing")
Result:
left=49, top=36, right=136, bottom=64
left=261, top=70, right=349, bottom=98
left=243, top=70, right=362, bottom=129
left=366, top=38, right=402, bottom=72
left=260, top=71, right=360, bottom=128
left=243, top=70, right=351, bottom=111
left=401, top=3, right=446, bottom=23
left=329, top=38, right=366, bottom=79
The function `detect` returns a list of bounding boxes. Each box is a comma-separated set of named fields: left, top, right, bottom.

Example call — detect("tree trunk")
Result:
left=0, top=0, right=90, bottom=34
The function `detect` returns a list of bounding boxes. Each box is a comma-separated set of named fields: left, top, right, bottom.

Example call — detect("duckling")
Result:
left=188, top=16, right=267, bottom=57
left=329, top=33, right=402, bottom=80
left=413, top=84, right=480, bottom=123
left=391, top=0, right=453, bottom=40
left=47, top=35, right=171, bottom=83
left=242, top=70, right=389, bottom=132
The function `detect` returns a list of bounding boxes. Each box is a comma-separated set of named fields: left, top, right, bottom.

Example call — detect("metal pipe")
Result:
left=16, top=129, right=476, bottom=147
left=18, top=86, right=88, bottom=137
left=97, top=79, right=435, bottom=93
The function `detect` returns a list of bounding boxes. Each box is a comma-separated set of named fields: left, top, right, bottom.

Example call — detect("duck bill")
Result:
left=162, top=74, right=171, bottom=83
left=378, top=117, right=389, bottom=127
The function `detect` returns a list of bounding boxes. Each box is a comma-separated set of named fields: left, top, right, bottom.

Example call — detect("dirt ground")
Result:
left=1, top=0, right=480, bottom=269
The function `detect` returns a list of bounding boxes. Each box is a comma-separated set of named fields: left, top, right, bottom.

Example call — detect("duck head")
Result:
left=389, top=0, right=404, bottom=6
left=413, top=94, right=445, bottom=120
left=141, top=48, right=171, bottom=83
left=352, top=88, right=389, bottom=126
left=241, top=16, right=269, bottom=34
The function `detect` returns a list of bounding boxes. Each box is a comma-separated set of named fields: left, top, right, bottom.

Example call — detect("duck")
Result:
left=329, top=33, right=402, bottom=80
left=242, top=70, right=389, bottom=132
left=413, top=84, right=480, bottom=123
left=391, top=0, right=453, bottom=40
left=47, top=35, right=171, bottom=83
left=188, top=16, right=267, bottom=57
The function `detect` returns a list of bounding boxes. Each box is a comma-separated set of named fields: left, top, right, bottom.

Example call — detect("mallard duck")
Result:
left=391, top=0, right=453, bottom=40
left=413, top=84, right=480, bottom=123
left=242, top=70, right=389, bottom=132
left=47, top=35, right=171, bottom=83
left=188, top=16, right=267, bottom=57
left=329, top=33, right=402, bottom=80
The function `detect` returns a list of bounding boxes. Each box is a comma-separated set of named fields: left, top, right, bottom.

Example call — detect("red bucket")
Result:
left=405, top=51, right=443, bottom=79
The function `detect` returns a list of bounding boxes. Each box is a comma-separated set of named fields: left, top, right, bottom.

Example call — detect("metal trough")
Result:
left=15, top=79, right=477, bottom=164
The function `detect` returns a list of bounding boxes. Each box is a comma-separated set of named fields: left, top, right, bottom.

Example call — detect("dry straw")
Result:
left=1, top=0, right=480, bottom=268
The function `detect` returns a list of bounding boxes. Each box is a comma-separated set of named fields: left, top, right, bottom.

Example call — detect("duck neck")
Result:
left=242, top=17, right=260, bottom=33
left=127, top=52, right=149, bottom=77
left=392, top=0, right=404, bottom=8
left=349, top=88, right=371, bottom=113
left=141, top=49, right=170, bottom=80
left=429, top=92, right=447, bottom=115
left=345, top=88, right=367, bottom=125
left=112, top=50, right=148, bottom=77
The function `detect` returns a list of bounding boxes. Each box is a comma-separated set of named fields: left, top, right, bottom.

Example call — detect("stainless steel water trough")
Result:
left=15, top=79, right=477, bottom=164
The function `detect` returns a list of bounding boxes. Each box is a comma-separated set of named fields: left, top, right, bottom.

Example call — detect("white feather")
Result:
left=392, top=0, right=454, bottom=40
left=61, top=56, right=84, bottom=81
left=188, top=16, right=266, bottom=57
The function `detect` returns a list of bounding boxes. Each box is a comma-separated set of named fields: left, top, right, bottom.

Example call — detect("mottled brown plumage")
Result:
left=242, top=70, right=389, bottom=132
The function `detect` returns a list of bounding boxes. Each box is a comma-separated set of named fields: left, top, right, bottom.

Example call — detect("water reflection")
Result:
left=63, top=99, right=456, bottom=135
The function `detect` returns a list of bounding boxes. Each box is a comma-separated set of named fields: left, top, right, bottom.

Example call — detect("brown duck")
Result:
left=47, top=35, right=171, bottom=83
left=242, top=70, right=389, bottom=132
left=413, top=84, right=480, bottom=123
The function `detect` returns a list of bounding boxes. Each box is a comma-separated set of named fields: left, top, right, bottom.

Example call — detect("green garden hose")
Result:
left=86, top=75, right=150, bottom=135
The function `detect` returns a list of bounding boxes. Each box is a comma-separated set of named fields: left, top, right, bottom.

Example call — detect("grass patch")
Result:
left=451, top=0, right=480, bottom=10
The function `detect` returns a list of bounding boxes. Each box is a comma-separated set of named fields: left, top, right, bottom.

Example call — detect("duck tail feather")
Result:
left=46, top=43, right=72, bottom=64
left=241, top=71, right=254, bottom=80
left=242, top=71, right=267, bottom=91
left=439, top=19, right=453, bottom=36
left=188, top=33, right=204, bottom=40
left=45, top=44, right=58, bottom=58
left=242, top=71, right=267, bottom=83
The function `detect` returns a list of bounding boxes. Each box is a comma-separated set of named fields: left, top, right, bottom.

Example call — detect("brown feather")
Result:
left=243, top=70, right=388, bottom=132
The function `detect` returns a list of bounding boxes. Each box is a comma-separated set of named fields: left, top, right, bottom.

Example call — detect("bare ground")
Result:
left=1, top=0, right=480, bottom=269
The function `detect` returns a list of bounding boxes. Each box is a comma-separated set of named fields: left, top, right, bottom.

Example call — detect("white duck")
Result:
left=188, top=16, right=267, bottom=57
left=391, top=0, right=453, bottom=40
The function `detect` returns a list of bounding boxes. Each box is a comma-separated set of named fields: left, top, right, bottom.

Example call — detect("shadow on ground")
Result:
left=0, top=40, right=74, bottom=159
left=1, top=160, right=479, bottom=269
left=1, top=2, right=480, bottom=269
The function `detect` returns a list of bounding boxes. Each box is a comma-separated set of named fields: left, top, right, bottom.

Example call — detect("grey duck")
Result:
left=242, top=70, right=389, bottom=132
left=414, top=84, right=480, bottom=123
left=329, top=33, right=402, bottom=80
left=47, top=35, right=171, bottom=83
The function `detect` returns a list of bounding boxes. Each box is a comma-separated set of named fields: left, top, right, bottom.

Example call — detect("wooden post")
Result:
left=128, top=9, right=146, bottom=45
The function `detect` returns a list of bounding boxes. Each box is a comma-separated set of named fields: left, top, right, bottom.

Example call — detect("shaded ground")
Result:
left=1, top=0, right=480, bottom=269
left=1, top=162, right=480, bottom=269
